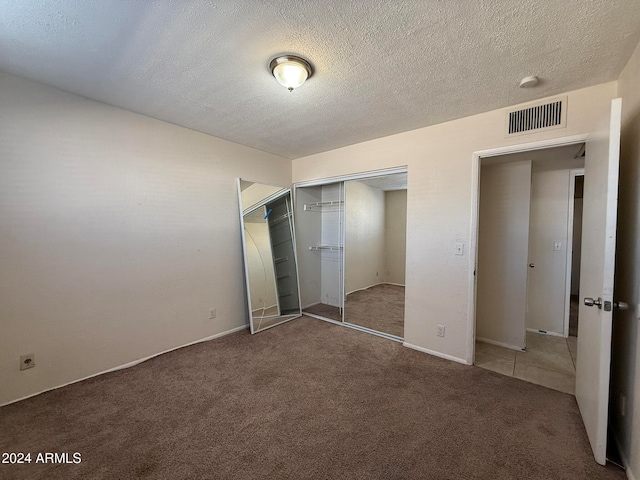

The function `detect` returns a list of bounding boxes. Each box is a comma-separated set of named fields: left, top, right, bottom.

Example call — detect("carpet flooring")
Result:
left=0, top=317, right=624, bottom=480
left=344, top=284, right=404, bottom=338
left=303, top=302, right=342, bottom=321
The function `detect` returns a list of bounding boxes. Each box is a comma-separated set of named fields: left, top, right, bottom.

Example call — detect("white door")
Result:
left=476, top=160, right=532, bottom=350
left=575, top=98, right=622, bottom=465
left=526, top=169, right=570, bottom=335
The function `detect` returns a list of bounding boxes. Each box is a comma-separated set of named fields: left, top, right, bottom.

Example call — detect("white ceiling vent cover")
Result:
left=505, top=96, right=567, bottom=137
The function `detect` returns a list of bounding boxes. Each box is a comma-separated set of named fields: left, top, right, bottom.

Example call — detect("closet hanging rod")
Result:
left=308, top=245, right=342, bottom=251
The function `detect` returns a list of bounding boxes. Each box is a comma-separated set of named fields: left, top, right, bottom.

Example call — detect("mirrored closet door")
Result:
left=237, top=180, right=302, bottom=333
left=343, top=173, right=407, bottom=339
left=294, top=169, right=407, bottom=340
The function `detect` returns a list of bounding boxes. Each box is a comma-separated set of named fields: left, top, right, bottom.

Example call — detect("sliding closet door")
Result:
left=343, top=173, right=407, bottom=339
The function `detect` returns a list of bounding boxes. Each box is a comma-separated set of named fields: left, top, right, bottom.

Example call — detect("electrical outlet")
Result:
left=209, top=308, right=216, bottom=320
left=437, top=325, right=445, bottom=337
left=20, top=354, right=35, bottom=371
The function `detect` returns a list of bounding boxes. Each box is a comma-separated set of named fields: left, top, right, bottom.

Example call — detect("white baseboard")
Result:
left=346, top=282, right=406, bottom=296
left=303, top=312, right=342, bottom=323
left=476, top=336, right=525, bottom=352
left=346, top=282, right=383, bottom=296
left=1, top=324, right=249, bottom=407
left=403, top=342, right=469, bottom=365
left=302, top=301, right=321, bottom=310
left=526, top=328, right=566, bottom=338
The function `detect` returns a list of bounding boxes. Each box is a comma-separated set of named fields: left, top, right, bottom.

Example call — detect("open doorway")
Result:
left=569, top=173, right=584, bottom=338
left=473, top=143, right=585, bottom=394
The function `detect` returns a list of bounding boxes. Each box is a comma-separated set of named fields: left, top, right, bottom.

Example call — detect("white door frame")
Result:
left=467, top=134, right=589, bottom=365
left=563, top=169, right=585, bottom=338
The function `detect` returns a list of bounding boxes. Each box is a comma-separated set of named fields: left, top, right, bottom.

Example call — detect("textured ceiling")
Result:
left=1, top=1, right=639, bottom=159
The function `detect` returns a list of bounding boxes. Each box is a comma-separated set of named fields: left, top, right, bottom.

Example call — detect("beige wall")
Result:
left=345, top=181, right=385, bottom=294
left=384, top=190, right=407, bottom=285
left=0, top=72, right=291, bottom=405
left=293, top=81, right=617, bottom=362
left=612, top=40, right=640, bottom=479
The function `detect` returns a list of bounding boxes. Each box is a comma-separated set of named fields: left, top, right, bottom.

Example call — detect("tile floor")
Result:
left=475, top=332, right=578, bottom=395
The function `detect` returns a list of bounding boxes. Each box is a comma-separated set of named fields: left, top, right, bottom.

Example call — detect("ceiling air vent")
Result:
left=505, top=96, right=567, bottom=137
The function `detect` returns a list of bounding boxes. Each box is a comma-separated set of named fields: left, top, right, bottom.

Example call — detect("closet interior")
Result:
left=237, top=169, right=407, bottom=341
left=295, top=170, right=407, bottom=340
left=295, top=182, right=345, bottom=322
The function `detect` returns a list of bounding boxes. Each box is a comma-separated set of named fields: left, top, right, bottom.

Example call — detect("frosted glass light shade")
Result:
left=270, top=56, right=313, bottom=91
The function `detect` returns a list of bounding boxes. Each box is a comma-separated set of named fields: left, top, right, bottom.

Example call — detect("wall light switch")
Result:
left=455, top=242, right=464, bottom=256
left=553, top=241, right=562, bottom=251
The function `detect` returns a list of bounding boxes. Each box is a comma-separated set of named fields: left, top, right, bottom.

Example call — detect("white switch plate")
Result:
left=455, top=242, right=464, bottom=256
left=553, top=241, right=562, bottom=251
left=437, top=324, right=445, bottom=337
left=209, top=308, right=216, bottom=319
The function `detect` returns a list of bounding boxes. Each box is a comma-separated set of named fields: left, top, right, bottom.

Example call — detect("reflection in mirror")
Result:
left=238, top=180, right=302, bottom=333
left=343, top=173, right=407, bottom=339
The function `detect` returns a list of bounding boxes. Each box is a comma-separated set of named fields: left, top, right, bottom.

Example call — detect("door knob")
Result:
left=584, top=297, right=602, bottom=308
left=614, top=301, right=629, bottom=310
left=529, top=263, right=535, bottom=268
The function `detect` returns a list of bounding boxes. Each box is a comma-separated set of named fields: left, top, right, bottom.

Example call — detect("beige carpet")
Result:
left=345, top=284, right=404, bottom=338
left=303, top=302, right=342, bottom=321
left=0, top=317, right=624, bottom=479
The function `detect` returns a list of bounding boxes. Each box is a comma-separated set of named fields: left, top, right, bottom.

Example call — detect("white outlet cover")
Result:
left=20, top=354, right=35, bottom=371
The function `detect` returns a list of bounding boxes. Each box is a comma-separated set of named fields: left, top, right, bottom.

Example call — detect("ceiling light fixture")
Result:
left=270, top=55, right=313, bottom=92
left=519, top=75, right=539, bottom=88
